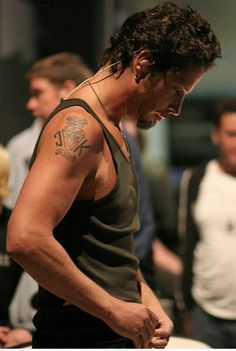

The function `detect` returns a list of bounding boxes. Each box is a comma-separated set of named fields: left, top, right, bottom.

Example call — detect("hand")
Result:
left=0, top=326, right=11, bottom=348
left=148, top=316, right=173, bottom=348
left=139, top=275, right=173, bottom=348
left=2, top=328, right=32, bottom=348
left=105, top=298, right=159, bottom=348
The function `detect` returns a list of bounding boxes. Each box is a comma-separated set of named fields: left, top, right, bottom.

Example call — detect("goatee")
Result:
left=136, top=118, right=157, bottom=130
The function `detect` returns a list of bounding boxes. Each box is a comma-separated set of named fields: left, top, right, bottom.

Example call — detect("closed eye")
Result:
left=175, top=88, right=182, bottom=95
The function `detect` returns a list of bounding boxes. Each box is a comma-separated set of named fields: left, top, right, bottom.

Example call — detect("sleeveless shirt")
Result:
left=30, top=98, right=141, bottom=331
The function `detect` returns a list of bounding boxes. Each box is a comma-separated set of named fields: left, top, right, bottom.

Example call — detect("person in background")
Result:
left=143, top=154, right=183, bottom=325
left=1, top=53, right=93, bottom=347
left=179, top=97, right=236, bottom=348
left=123, top=118, right=183, bottom=330
left=7, top=2, right=220, bottom=348
left=122, top=125, right=158, bottom=292
left=0, top=145, right=12, bottom=327
left=5, top=52, right=93, bottom=209
left=0, top=145, right=32, bottom=348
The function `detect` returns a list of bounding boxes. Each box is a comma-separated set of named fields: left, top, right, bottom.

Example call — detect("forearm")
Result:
left=8, top=233, right=162, bottom=347
left=138, top=270, right=167, bottom=319
left=153, top=239, right=183, bottom=275
left=8, top=232, right=114, bottom=322
left=138, top=270, right=173, bottom=348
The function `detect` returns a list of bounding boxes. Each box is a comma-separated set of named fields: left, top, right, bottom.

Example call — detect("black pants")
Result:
left=32, top=328, right=134, bottom=348
left=33, top=305, right=135, bottom=348
left=191, top=304, right=236, bottom=348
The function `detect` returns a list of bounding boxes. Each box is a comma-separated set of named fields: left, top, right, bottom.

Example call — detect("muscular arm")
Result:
left=8, top=111, right=108, bottom=311
left=7, top=109, right=158, bottom=347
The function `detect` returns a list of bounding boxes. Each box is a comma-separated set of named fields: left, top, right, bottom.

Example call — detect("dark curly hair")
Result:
left=100, top=2, right=221, bottom=74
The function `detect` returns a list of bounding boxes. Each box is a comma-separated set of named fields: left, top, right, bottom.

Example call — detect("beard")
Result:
left=136, top=117, right=157, bottom=130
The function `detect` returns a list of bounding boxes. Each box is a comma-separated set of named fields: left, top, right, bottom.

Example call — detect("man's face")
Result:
left=135, top=65, right=206, bottom=129
left=212, top=113, right=236, bottom=174
left=26, top=77, right=64, bottom=121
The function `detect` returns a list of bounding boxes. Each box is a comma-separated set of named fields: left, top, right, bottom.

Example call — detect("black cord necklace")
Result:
left=88, top=81, right=120, bottom=127
left=88, top=81, right=129, bottom=157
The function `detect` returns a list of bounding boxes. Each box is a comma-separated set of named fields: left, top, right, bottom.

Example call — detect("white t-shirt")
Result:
left=4, top=119, right=42, bottom=209
left=4, top=120, right=41, bottom=329
left=9, top=272, right=37, bottom=330
left=193, top=160, right=236, bottom=319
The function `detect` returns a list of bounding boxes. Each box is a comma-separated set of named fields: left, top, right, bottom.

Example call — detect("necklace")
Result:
left=65, top=60, right=122, bottom=99
left=88, top=81, right=119, bottom=127
left=88, top=81, right=129, bottom=153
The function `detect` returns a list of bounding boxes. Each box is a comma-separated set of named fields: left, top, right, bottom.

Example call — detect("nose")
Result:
left=26, top=96, right=36, bottom=111
left=169, top=96, right=184, bottom=117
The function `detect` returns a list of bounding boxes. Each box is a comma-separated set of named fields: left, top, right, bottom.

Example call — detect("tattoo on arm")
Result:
left=54, top=116, right=90, bottom=162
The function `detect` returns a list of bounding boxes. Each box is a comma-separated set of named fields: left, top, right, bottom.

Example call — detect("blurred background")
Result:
left=1, top=1, right=236, bottom=341
left=0, top=0, right=236, bottom=175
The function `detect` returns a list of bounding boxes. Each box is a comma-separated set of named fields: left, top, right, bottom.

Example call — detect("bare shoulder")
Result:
left=9, top=106, right=104, bottom=230
left=38, top=105, right=104, bottom=167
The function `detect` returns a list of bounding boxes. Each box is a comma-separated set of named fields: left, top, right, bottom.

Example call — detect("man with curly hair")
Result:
left=7, top=2, right=221, bottom=348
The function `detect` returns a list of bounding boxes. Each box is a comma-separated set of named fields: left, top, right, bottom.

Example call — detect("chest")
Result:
left=79, top=136, right=133, bottom=202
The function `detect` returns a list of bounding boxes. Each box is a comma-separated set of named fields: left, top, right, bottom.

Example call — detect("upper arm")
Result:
left=9, top=109, right=103, bottom=236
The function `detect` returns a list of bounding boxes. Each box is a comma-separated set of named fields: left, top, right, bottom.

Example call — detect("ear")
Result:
left=134, top=49, right=155, bottom=77
left=59, top=79, right=77, bottom=97
left=211, top=127, right=220, bottom=146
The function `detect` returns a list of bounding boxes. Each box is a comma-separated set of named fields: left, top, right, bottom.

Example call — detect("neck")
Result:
left=87, top=66, right=135, bottom=125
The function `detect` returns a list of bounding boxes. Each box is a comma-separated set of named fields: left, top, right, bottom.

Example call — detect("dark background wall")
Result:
left=0, top=0, right=107, bottom=145
left=0, top=54, right=30, bottom=145
left=30, top=0, right=104, bottom=72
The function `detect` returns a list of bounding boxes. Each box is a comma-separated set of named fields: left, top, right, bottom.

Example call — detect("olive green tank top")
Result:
left=30, top=98, right=141, bottom=315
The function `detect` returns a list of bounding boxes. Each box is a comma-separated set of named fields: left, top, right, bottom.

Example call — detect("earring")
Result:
left=135, top=73, right=142, bottom=84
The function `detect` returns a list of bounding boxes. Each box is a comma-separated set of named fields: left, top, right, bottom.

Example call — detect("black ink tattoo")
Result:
left=54, top=116, right=90, bottom=162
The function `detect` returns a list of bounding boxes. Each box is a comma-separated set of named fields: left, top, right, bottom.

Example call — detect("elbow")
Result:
left=7, top=218, right=35, bottom=260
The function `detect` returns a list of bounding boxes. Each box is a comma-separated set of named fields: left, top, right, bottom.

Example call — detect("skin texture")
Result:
left=7, top=50, right=207, bottom=348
